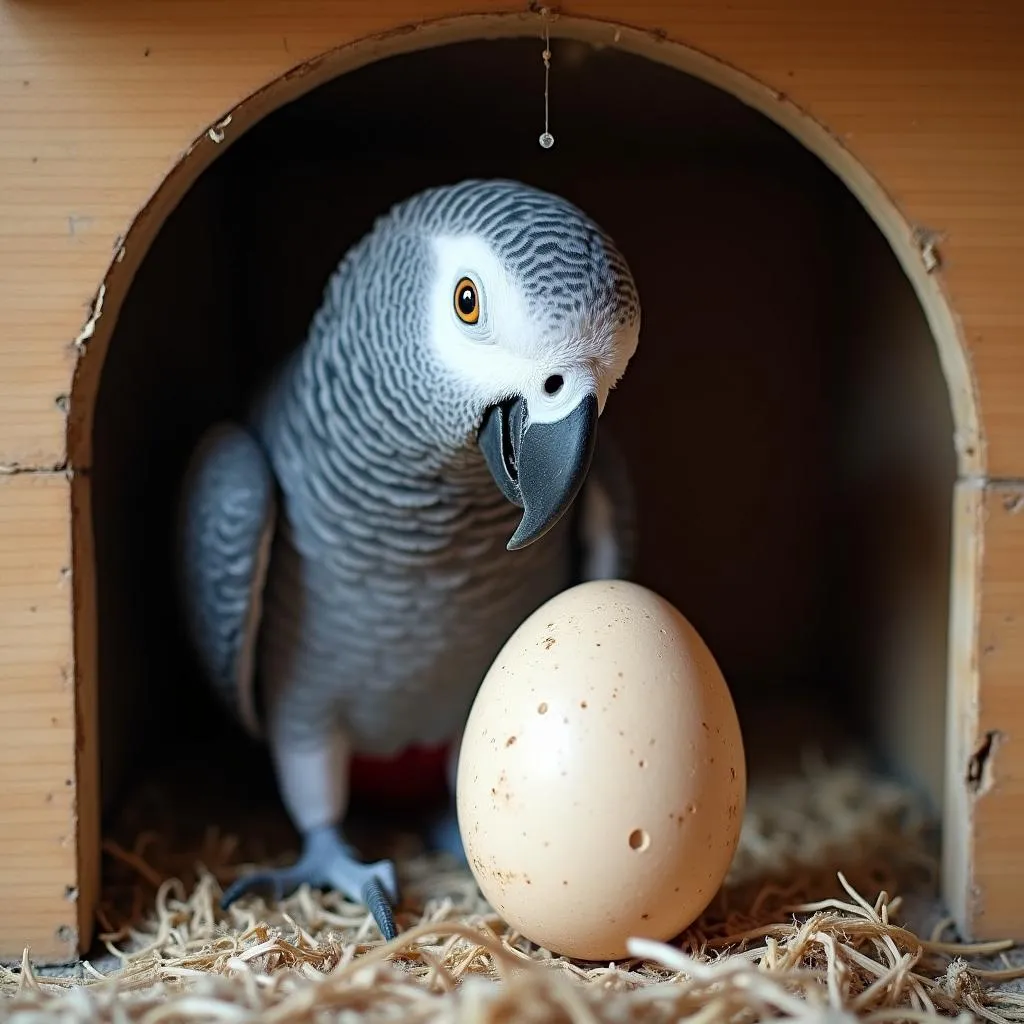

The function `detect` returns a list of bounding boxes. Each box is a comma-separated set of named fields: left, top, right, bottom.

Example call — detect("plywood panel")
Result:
left=961, top=484, right=1024, bottom=938
left=943, top=481, right=1024, bottom=942
left=0, top=0, right=1021, bottom=474
left=0, top=473, right=81, bottom=963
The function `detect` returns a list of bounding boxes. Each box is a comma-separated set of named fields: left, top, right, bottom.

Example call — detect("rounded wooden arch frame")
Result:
left=2, top=2, right=1018, bottom=963
left=66, top=13, right=983, bottom=472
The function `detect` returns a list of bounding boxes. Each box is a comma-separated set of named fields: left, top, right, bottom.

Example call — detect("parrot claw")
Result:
left=220, top=825, right=400, bottom=941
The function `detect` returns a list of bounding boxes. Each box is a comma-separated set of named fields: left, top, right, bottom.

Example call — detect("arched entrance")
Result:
left=65, top=13, right=979, bottom=952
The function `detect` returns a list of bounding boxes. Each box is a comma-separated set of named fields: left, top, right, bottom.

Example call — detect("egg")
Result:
left=455, top=579, right=746, bottom=962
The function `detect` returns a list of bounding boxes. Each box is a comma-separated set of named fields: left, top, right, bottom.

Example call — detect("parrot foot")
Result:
left=220, top=824, right=400, bottom=940
left=424, top=803, right=468, bottom=865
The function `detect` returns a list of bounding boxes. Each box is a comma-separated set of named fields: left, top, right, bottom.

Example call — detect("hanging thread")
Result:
left=538, top=10, right=554, bottom=149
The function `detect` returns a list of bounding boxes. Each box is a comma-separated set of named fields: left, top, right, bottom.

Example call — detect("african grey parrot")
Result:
left=175, top=178, right=642, bottom=941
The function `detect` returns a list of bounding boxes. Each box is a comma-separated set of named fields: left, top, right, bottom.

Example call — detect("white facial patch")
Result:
left=427, top=233, right=638, bottom=424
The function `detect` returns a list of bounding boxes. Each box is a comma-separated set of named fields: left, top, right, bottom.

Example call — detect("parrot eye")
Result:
left=454, top=277, right=480, bottom=325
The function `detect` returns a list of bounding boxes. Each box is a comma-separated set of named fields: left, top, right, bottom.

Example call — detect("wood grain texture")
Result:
left=69, top=468, right=100, bottom=965
left=0, top=0, right=1022, bottom=959
left=0, top=473, right=79, bottom=963
left=943, top=482, right=1024, bottom=941
left=3, top=0, right=1022, bottom=473
left=958, top=484, right=1024, bottom=938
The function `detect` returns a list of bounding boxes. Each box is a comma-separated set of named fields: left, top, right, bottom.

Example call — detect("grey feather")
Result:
left=177, top=421, right=277, bottom=738
left=230, top=181, right=636, bottom=757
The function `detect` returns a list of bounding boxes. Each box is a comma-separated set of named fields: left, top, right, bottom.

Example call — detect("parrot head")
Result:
left=407, top=179, right=641, bottom=551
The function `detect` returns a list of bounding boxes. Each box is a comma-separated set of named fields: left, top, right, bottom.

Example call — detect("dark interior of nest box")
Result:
left=89, top=38, right=957, bottom=848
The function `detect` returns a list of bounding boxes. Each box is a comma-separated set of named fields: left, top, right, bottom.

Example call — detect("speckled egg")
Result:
left=455, top=579, right=746, bottom=961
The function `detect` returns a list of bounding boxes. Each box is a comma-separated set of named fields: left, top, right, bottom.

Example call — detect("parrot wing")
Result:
left=571, top=425, right=638, bottom=584
left=178, top=420, right=402, bottom=940
left=176, top=421, right=277, bottom=738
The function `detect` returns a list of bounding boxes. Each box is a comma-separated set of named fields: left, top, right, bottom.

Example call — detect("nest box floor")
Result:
left=4, top=727, right=1024, bottom=1023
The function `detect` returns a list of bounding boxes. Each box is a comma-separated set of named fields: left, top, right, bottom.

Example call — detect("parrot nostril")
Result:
left=544, top=374, right=564, bottom=396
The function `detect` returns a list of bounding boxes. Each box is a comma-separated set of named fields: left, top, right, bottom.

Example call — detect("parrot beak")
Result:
left=478, top=392, right=598, bottom=551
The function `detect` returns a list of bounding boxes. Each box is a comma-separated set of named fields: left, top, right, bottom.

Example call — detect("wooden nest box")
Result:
left=1, top=0, right=1022, bottom=964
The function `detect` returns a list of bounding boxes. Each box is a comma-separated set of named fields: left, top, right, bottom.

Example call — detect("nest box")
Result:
left=0, top=0, right=1021, bottom=964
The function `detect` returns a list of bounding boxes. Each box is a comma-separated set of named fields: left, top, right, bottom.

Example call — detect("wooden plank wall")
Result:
left=0, top=474, right=79, bottom=959
left=0, top=0, right=1021, bottom=960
